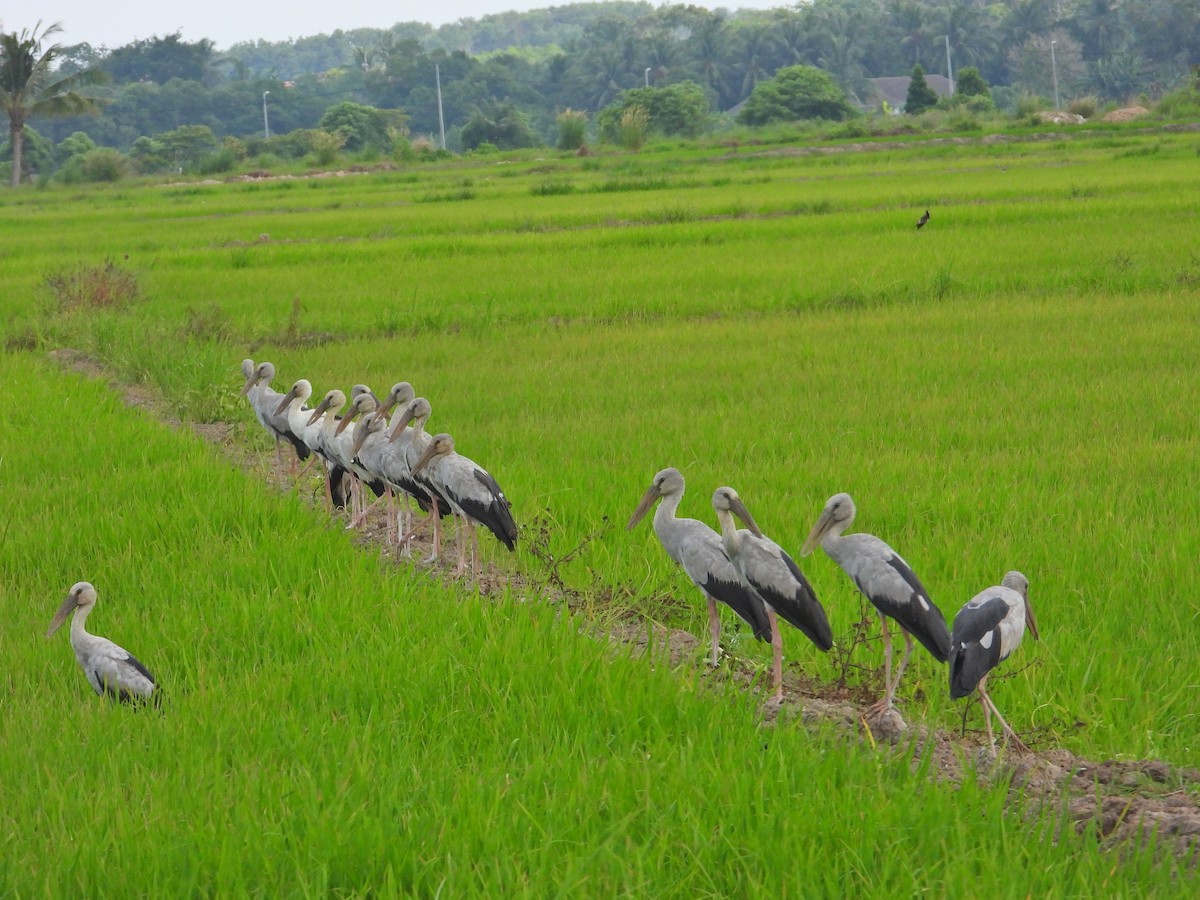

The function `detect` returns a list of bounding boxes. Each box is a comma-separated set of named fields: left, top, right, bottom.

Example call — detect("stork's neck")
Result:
left=69, top=604, right=94, bottom=647
left=713, top=508, right=739, bottom=559
left=819, top=526, right=851, bottom=566
left=652, top=489, right=683, bottom=538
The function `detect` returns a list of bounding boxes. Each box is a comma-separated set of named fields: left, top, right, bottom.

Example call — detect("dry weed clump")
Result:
left=42, top=259, right=140, bottom=313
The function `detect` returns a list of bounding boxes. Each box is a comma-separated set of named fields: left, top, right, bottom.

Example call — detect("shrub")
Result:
left=196, top=147, right=238, bottom=175
left=80, top=148, right=129, bottom=182
left=307, top=129, right=346, bottom=166
left=1068, top=96, right=1100, bottom=119
left=618, top=105, right=649, bottom=150
left=556, top=109, right=587, bottom=151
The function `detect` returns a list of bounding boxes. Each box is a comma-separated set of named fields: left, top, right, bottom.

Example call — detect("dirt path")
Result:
left=50, top=348, right=1200, bottom=864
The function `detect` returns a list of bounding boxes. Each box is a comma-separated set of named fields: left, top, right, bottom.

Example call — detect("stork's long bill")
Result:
left=238, top=373, right=258, bottom=396
left=410, top=441, right=438, bottom=475
left=726, top=493, right=764, bottom=539
left=306, top=395, right=334, bottom=427
left=1024, top=593, right=1040, bottom=641
left=350, top=414, right=378, bottom=457
left=274, top=384, right=300, bottom=417
left=389, top=407, right=415, bottom=443
left=626, top=484, right=661, bottom=530
left=800, top=508, right=835, bottom=557
left=46, top=592, right=80, bottom=637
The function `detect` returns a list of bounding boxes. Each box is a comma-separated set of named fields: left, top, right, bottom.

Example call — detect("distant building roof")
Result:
left=871, top=74, right=952, bottom=111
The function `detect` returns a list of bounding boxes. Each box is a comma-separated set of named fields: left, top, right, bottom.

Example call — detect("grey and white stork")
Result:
left=47, top=582, right=157, bottom=703
left=950, top=571, right=1039, bottom=752
left=330, top=391, right=388, bottom=523
left=389, top=397, right=454, bottom=561
left=711, top=486, right=833, bottom=701
left=239, top=360, right=311, bottom=472
left=411, top=432, right=518, bottom=577
left=274, top=380, right=347, bottom=509
left=627, top=468, right=771, bottom=667
left=801, top=492, right=950, bottom=714
left=350, top=410, right=442, bottom=544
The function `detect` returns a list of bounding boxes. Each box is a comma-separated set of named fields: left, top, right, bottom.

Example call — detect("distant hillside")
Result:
left=226, top=2, right=656, bottom=79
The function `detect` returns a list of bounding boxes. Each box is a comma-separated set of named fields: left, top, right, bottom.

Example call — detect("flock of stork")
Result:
left=46, top=360, right=1039, bottom=754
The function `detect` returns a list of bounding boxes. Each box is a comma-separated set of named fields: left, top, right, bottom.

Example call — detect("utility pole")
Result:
left=1050, top=40, right=1060, bottom=110
left=435, top=64, right=446, bottom=151
left=645, top=67, right=651, bottom=87
left=944, top=35, right=954, bottom=94
left=262, top=91, right=270, bottom=140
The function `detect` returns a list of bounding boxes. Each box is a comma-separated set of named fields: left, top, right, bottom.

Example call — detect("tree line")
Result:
left=4, top=1, right=1198, bottom=180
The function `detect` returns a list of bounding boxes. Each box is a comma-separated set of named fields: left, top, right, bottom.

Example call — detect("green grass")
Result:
left=2, top=126, right=1199, bottom=892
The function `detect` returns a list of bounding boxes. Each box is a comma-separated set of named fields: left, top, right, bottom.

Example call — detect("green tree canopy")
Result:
left=459, top=99, right=540, bottom=150
left=904, top=63, right=939, bottom=113
left=318, top=101, right=398, bottom=151
left=736, top=65, right=855, bottom=125
left=955, top=66, right=990, bottom=97
left=597, top=81, right=711, bottom=140
left=1, top=21, right=105, bottom=186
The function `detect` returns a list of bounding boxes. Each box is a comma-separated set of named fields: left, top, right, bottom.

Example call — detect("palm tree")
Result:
left=1, top=21, right=104, bottom=187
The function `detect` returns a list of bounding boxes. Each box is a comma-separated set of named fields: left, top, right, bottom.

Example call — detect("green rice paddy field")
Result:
left=1, top=127, right=1198, bottom=894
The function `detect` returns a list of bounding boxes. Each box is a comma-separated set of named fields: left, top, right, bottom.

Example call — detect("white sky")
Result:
left=13, top=2, right=793, bottom=50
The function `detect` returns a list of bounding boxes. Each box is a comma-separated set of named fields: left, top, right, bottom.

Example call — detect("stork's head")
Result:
left=240, top=360, right=275, bottom=396
left=627, top=467, right=685, bottom=530
left=351, top=411, right=387, bottom=458
left=336, top=393, right=378, bottom=435
left=1001, top=570, right=1038, bottom=641
left=800, top=492, right=856, bottom=557
left=379, top=382, right=415, bottom=418
left=711, top=486, right=763, bottom=538
left=47, top=582, right=98, bottom=637
left=307, top=389, right=347, bottom=427
left=274, top=379, right=312, bottom=416
left=411, top=433, right=455, bottom=475
left=390, top=397, right=432, bottom=443
left=240, top=359, right=255, bottom=380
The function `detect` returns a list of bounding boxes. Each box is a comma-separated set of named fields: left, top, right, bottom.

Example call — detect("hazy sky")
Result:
left=17, top=2, right=790, bottom=50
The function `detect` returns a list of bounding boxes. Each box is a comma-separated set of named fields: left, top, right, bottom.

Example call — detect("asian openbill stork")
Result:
left=950, top=571, right=1039, bottom=753
left=801, top=492, right=949, bottom=715
left=916, top=209, right=930, bottom=229
left=627, top=468, right=771, bottom=667
left=711, top=486, right=833, bottom=701
left=239, top=360, right=310, bottom=472
left=350, top=411, right=441, bottom=545
left=47, top=582, right=157, bottom=703
left=274, top=380, right=348, bottom=510
left=389, top=397, right=453, bottom=561
left=411, top=432, right=517, bottom=578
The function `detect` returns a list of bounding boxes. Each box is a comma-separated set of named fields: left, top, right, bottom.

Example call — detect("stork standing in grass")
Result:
left=350, top=411, right=441, bottom=545
left=801, top=492, right=949, bottom=715
left=389, top=397, right=453, bottom=561
left=240, top=360, right=311, bottom=474
left=275, top=380, right=347, bottom=510
left=711, top=486, right=833, bottom=701
left=411, top=432, right=517, bottom=578
left=628, top=468, right=771, bottom=667
left=47, top=582, right=157, bottom=704
left=950, top=571, right=1039, bottom=753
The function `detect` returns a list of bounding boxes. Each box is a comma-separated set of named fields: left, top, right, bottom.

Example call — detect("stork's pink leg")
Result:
left=767, top=607, right=783, bottom=702
left=706, top=596, right=721, bottom=667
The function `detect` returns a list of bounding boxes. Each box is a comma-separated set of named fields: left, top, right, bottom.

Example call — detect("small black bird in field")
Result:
left=916, top=209, right=930, bottom=229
